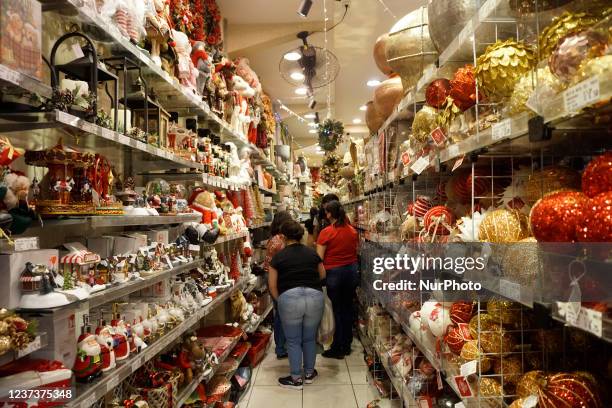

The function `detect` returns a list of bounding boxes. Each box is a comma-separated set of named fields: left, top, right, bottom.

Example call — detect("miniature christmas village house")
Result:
left=60, top=250, right=101, bottom=286
left=19, top=262, right=50, bottom=293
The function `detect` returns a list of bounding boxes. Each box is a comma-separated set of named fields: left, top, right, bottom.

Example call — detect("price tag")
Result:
left=164, top=255, right=173, bottom=269
left=13, top=237, right=39, bottom=252
left=564, top=302, right=580, bottom=325
left=81, top=121, right=97, bottom=135
left=500, top=279, right=521, bottom=302
left=492, top=118, right=512, bottom=141
left=410, top=156, right=429, bottom=175
left=429, top=127, right=447, bottom=147
left=451, top=155, right=465, bottom=172
left=455, top=403, right=466, bottom=408
left=101, top=128, right=114, bottom=140
left=460, top=360, right=478, bottom=377
left=522, top=395, right=538, bottom=408
left=585, top=308, right=603, bottom=337
left=563, top=76, right=600, bottom=113
left=106, top=376, right=120, bottom=392
left=17, top=335, right=40, bottom=357
left=453, top=376, right=473, bottom=397
left=129, top=138, right=138, bottom=148
left=571, top=307, right=603, bottom=337
left=436, top=370, right=443, bottom=390
left=72, top=44, right=85, bottom=59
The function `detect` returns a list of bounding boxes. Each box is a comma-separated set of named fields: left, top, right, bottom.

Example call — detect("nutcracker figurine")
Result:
left=73, top=316, right=103, bottom=382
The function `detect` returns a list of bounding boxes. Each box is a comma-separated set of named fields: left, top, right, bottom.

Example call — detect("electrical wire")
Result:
left=309, top=2, right=349, bottom=35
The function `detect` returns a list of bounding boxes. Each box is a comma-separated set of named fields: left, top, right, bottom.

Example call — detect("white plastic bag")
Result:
left=317, top=288, right=335, bottom=348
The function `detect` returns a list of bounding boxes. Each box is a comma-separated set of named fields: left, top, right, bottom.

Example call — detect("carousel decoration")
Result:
left=318, top=119, right=344, bottom=153
left=24, top=138, right=96, bottom=216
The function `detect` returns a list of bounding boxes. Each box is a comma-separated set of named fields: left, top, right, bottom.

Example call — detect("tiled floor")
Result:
left=238, top=338, right=401, bottom=408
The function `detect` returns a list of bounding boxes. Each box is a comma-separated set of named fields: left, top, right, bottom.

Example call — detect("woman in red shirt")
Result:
left=316, top=200, right=359, bottom=359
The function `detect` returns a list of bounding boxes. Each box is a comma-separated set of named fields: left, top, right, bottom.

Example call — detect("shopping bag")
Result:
left=317, top=287, right=335, bottom=348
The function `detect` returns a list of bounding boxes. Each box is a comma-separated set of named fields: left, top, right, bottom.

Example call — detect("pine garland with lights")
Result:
left=318, top=119, right=344, bottom=152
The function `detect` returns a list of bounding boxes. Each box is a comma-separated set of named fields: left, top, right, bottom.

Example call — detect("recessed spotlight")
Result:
left=352, top=118, right=362, bottom=124
left=284, top=51, right=301, bottom=61
left=367, top=79, right=381, bottom=87
left=359, top=105, right=367, bottom=111
left=295, top=87, right=308, bottom=95
left=290, top=71, right=305, bottom=81
left=308, top=122, right=317, bottom=127
left=304, top=113, right=316, bottom=119
left=309, top=129, right=317, bottom=134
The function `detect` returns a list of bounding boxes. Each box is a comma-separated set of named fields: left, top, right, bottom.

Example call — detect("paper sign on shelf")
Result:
left=460, top=360, right=478, bottom=377
left=71, top=43, right=85, bottom=59
left=492, top=118, right=512, bottom=141
left=563, top=76, right=600, bottom=113
left=453, top=376, right=473, bottom=397
left=411, top=156, right=429, bottom=175
left=429, top=127, right=447, bottom=147
left=14, top=237, right=39, bottom=252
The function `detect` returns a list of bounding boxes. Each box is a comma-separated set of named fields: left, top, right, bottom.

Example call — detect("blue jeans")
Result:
left=273, top=300, right=286, bottom=356
left=326, top=263, right=359, bottom=353
left=278, top=287, right=324, bottom=379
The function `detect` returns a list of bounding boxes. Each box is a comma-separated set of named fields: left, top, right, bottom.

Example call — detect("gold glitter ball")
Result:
left=479, top=209, right=530, bottom=243
left=479, top=377, right=503, bottom=397
left=524, top=166, right=581, bottom=205
left=501, top=237, right=541, bottom=286
left=488, top=298, right=521, bottom=325
left=460, top=340, right=492, bottom=373
left=493, top=356, right=524, bottom=387
left=516, top=371, right=547, bottom=398
left=412, top=105, right=439, bottom=144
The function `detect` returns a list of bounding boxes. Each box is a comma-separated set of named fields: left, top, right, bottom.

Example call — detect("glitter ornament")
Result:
left=549, top=29, right=608, bottom=83
left=425, top=78, right=451, bottom=109
left=412, top=106, right=439, bottom=144
left=0, top=335, right=10, bottom=355
left=577, top=55, right=612, bottom=88
left=508, top=66, right=563, bottom=115
left=493, top=356, right=523, bottom=387
left=469, top=314, right=500, bottom=339
left=445, top=324, right=472, bottom=355
left=450, top=302, right=475, bottom=325
left=518, top=372, right=603, bottom=408
left=509, top=0, right=573, bottom=15
left=412, top=195, right=433, bottom=218
left=479, top=377, right=503, bottom=397
left=577, top=191, right=612, bottom=242
left=487, top=298, right=520, bottom=325
left=423, top=205, right=455, bottom=235
left=582, top=152, right=612, bottom=198
left=445, top=168, right=490, bottom=205
left=501, top=237, right=541, bottom=286
left=525, top=166, right=581, bottom=205
left=460, top=340, right=491, bottom=373
left=530, top=190, right=588, bottom=242
left=480, top=327, right=516, bottom=355
left=479, top=209, right=530, bottom=243
left=539, top=11, right=599, bottom=61
left=517, top=370, right=547, bottom=398
left=475, top=39, right=536, bottom=100
left=450, top=64, right=480, bottom=111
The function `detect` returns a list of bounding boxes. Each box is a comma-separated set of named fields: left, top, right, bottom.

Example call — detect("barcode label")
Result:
left=563, top=76, right=600, bottom=113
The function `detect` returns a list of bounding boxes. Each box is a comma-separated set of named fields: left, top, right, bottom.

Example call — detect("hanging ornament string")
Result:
left=376, top=0, right=397, bottom=20
left=323, top=0, right=331, bottom=120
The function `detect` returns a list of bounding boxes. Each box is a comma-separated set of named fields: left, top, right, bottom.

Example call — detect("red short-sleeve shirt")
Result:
left=317, top=223, right=358, bottom=270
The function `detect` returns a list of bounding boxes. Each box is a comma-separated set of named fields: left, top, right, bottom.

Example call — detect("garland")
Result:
left=317, top=119, right=344, bottom=152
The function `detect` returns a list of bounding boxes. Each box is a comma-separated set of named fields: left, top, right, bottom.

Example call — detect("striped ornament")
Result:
left=423, top=205, right=455, bottom=235
left=412, top=195, right=433, bottom=218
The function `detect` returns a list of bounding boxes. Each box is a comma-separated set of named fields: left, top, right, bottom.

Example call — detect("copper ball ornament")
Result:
left=479, top=209, right=530, bottom=243
left=450, top=64, right=481, bottom=111
left=577, top=191, right=612, bottom=242
left=365, top=101, right=385, bottom=134
left=582, top=152, right=612, bottom=198
left=373, top=76, right=404, bottom=119
left=425, top=78, right=451, bottom=109
left=450, top=301, right=476, bottom=325
left=373, top=34, right=393, bottom=76
left=530, top=190, right=588, bottom=242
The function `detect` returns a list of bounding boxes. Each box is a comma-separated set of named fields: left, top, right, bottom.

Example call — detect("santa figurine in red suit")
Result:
left=95, top=322, right=116, bottom=372
left=73, top=330, right=103, bottom=383
left=188, top=188, right=218, bottom=227
left=110, top=317, right=130, bottom=361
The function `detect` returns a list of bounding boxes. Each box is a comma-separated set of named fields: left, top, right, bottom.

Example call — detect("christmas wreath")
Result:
left=318, top=119, right=344, bottom=152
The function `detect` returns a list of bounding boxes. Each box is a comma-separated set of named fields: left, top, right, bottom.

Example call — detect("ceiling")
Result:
left=218, top=0, right=425, bottom=165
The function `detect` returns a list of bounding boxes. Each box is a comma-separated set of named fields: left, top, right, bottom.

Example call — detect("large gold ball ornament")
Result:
left=508, top=67, right=564, bottom=115
left=539, top=11, right=599, bottom=61
left=487, top=298, right=521, bottom=325
left=501, top=237, right=541, bottom=286
left=479, top=209, right=530, bottom=243
left=479, top=377, right=503, bottom=397
left=493, top=356, right=524, bottom=387
left=524, top=166, right=581, bottom=205
left=469, top=313, right=501, bottom=339
left=460, top=340, right=492, bottom=373
left=480, top=329, right=517, bottom=355
left=516, top=371, right=547, bottom=398
left=412, top=105, right=439, bottom=144
left=475, top=39, right=536, bottom=100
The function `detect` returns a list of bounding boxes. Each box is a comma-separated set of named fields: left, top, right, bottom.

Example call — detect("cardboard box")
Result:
left=0, top=249, right=59, bottom=309
left=124, top=233, right=148, bottom=249
left=113, top=235, right=140, bottom=255
left=142, top=229, right=169, bottom=245
left=87, top=236, right=115, bottom=259
left=1, top=0, right=42, bottom=79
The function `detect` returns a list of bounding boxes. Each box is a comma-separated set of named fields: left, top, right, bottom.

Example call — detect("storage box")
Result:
left=87, top=236, right=115, bottom=259
left=0, top=249, right=58, bottom=309
left=113, top=235, right=140, bottom=255
left=245, top=331, right=271, bottom=367
left=142, top=229, right=169, bottom=245
left=0, top=0, right=42, bottom=79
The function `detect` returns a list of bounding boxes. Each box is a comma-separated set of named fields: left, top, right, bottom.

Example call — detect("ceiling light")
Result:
left=297, top=0, right=313, bottom=18
left=304, top=113, right=316, bottom=119
left=308, top=122, right=317, bottom=127
left=295, top=87, right=308, bottom=95
left=359, top=105, right=367, bottom=111
left=284, top=51, right=302, bottom=61
left=309, top=129, right=317, bottom=134
left=352, top=118, right=362, bottom=124
left=367, top=79, right=381, bottom=87
left=290, top=71, right=305, bottom=81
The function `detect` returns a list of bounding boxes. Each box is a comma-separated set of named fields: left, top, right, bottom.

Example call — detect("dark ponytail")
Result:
left=324, top=200, right=346, bottom=226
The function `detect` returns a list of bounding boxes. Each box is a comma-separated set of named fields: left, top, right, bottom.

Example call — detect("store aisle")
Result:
left=239, top=338, right=399, bottom=408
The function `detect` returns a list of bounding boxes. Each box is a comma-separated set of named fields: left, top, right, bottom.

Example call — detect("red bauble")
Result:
left=412, top=195, right=433, bottom=218
left=542, top=372, right=602, bottom=408
left=450, top=301, right=475, bottom=324
left=435, top=181, right=448, bottom=204
left=425, top=78, right=451, bottom=109
left=449, top=65, right=482, bottom=111
left=576, top=191, right=612, bottom=242
left=582, top=152, right=612, bottom=198
left=444, top=324, right=472, bottom=355
left=447, top=168, right=488, bottom=204
left=530, top=191, right=588, bottom=242
left=423, top=206, right=455, bottom=235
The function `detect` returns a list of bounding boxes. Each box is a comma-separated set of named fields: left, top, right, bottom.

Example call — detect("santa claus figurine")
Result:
left=110, top=317, right=130, bottom=361
left=95, top=322, right=116, bottom=372
left=73, top=329, right=103, bottom=383
left=189, top=188, right=218, bottom=227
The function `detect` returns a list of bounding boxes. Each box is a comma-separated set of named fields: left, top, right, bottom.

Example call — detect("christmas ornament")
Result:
left=480, top=327, right=516, bottom=355
left=411, top=195, right=434, bottom=218
left=320, top=153, right=342, bottom=188
left=318, top=119, right=344, bottom=152
left=530, top=190, right=588, bottom=242
left=549, top=29, right=608, bottom=82
left=425, top=79, right=451, bottom=109
left=412, top=106, right=439, bottom=144
left=457, top=211, right=487, bottom=242
left=577, top=191, right=612, bottom=242
left=450, top=65, right=481, bottom=111
left=493, top=356, right=523, bottom=387
left=0, top=336, right=10, bottom=355
left=517, top=370, right=547, bottom=398
left=582, top=152, right=612, bottom=198
left=460, top=340, right=491, bottom=373
left=73, top=331, right=103, bottom=383
left=475, top=39, right=536, bottom=100
left=366, top=101, right=385, bottom=134
left=508, top=66, right=563, bottom=115
left=576, top=55, right=612, bottom=86
left=509, top=0, right=573, bottom=15
left=479, top=209, right=530, bottom=243
left=468, top=313, right=501, bottom=339
left=517, top=371, right=603, bottom=408
left=479, top=377, right=503, bottom=396
left=525, top=165, right=581, bottom=205
left=446, top=168, right=490, bottom=205
left=423, top=206, right=455, bottom=235
left=487, top=298, right=520, bottom=325
left=373, top=76, right=404, bottom=119
left=426, top=303, right=453, bottom=337
left=450, top=301, right=475, bottom=325
left=444, top=324, right=472, bottom=355
left=539, top=11, right=599, bottom=61
left=501, top=237, right=540, bottom=286
left=435, top=181, right=448, bottom=204
left=373, top=34, right=393, bottom=76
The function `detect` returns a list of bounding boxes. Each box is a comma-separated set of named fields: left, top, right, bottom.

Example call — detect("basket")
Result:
left=126, top=363, right=183, bottom=408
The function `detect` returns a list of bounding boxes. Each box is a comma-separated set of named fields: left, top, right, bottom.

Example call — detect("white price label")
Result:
left=491, top=119, right=512, bottom=140
left=460, top=360, right=478, bottom=377
left=403, top=166, right=410, bottom=176
left=129, top=138, right=138, bottom=148
left=452, top=155, right=465, bottom=172
left=522, top=395, right=538, bottom=408
left=106, top=376, right=119, bottom=392
left=563, top=76, right=600, bottom=113
left=13, top=237, right=39, bottom=252
left=101, top=128, right=114, bottom=140
left=585, top=308, right=603, bottom=337
left=81, top=121, right=97, bottom=135
left=447, top=144, right=459, bottom=159
left=410, top=156, right=430, bottom=175
left=499, top=279, right=521, bottom=302
left=571, top=307, right=603, bottom=337
left=455, top=403, right=466, bottom=408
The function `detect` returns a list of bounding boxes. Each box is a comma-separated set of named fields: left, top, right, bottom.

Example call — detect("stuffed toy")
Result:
left=172, top=29, right=198, bottom=91
left=189, top=189, right=218, bottom=226
left=239, top=147, right=253, bottom=182
left=230, top=76, right=253, bottom=139
left=0, top=171, right=35, bottom=234
left=234, top=57, right=261, bottom=94
left=145, top=0, right=172, bottom=66
left=224, top=142, right=243, bottom=182
left=192, top=41, right=212, bottom=96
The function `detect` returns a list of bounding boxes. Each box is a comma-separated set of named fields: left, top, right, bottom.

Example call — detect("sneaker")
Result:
left=276, top=353, right=288, bottom=360
left=304, top=369, right=318, bottom=384
left=322, top=349, right=345, bottom=359
left=278, top=375, right=303, bottom=390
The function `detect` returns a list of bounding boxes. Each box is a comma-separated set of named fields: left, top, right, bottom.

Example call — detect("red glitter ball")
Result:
left=425, top=78, right=451, bottom=109
left=530, top=191, right=588, bottom=242
left=576, top=191, right=612, bottom=242
left=582, top=152, right=612, bottom=198
left=444, top=324, right=472, bottom=355
left=542, top=372, right=602, bottom=408
left=450, top=301, right=475, bottom=325
left=449, top=65, right=482, bottom=111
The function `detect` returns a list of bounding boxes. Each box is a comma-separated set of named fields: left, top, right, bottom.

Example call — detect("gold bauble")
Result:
left=501, top=237, right=541, bottom=286
left=475, top=39, right=536, bottom=100
left=516, top=371, right=546, bottom=398
left=412, top=105, right=439, bottom=144
left=539, top=11, right=600, bottom=61
left=487, top=298, right=521, bottom=325
left=469, top=313, right=501, bottom=339
left=479, top=209, right=530, bottom=243
left=576, top=55, right=612, bottom=86
left=460, top=340, right=491, bottom=373
left=479, top=377, right=503, bottom=397
left=0, top=335, right=10, bottom=356
left=524, top=166, right=581, bottom=205
left=508, top=66, right=564, bottom=115
left=480, top=329, right=516, bottom=355
left=0, top=321, right=9, bottom=335
left=508, top=399, right=525, bottom=408
left=493, top=356, right=524, bottom=387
